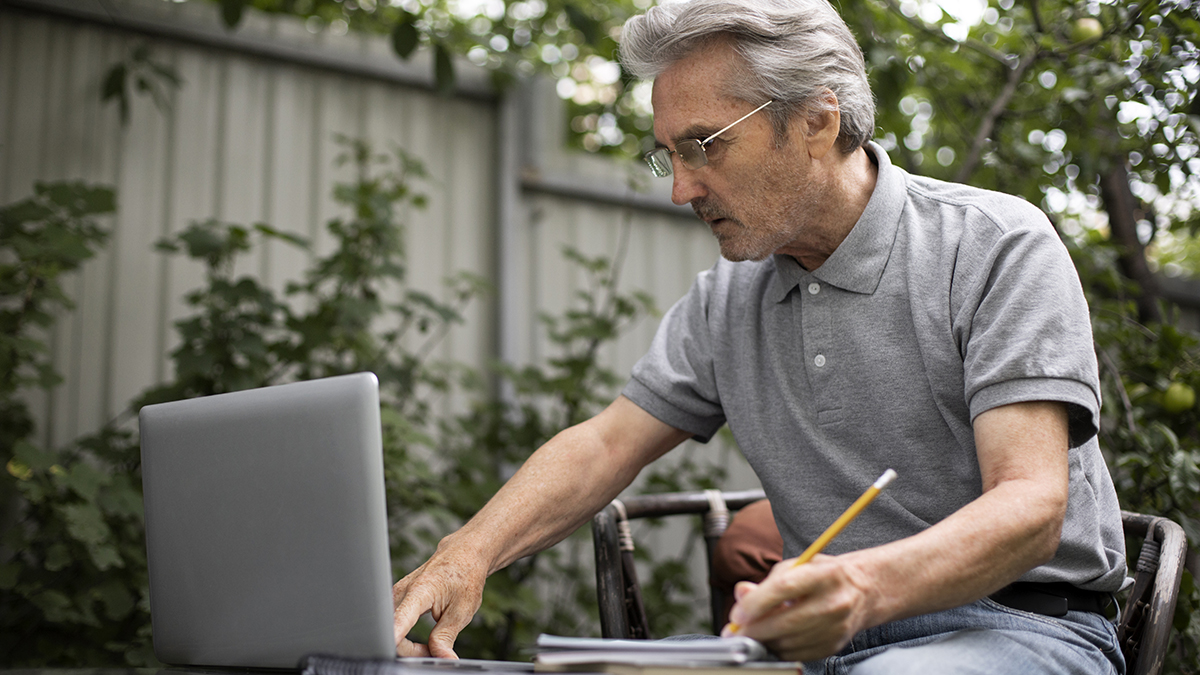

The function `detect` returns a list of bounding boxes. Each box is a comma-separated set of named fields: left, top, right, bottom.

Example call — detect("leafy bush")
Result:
left=0, top=140, right=720, bottom=665
left=1071, top=233, right=1200, bottom=672
left=6, top=141, right=1196, bottom=670
left=0, top=182, right=153, bottom=665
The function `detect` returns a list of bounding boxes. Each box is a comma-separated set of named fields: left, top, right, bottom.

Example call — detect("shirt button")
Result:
left=808, top=283, right=820, bottom=295
left=814, top=354, right=826, bottom=367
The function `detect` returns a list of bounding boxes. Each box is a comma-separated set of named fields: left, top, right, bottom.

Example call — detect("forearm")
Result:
left=392, top=396, right=688, bottom=657
left=845, top=400, right=1069, bottom=628
left=841, top=474, right=1065, bottom=628
left=436, top=395, right=689, bottom=574
left=450, top=427, right=644, bottom=571
left=725, top=401, right=1070, bottom=661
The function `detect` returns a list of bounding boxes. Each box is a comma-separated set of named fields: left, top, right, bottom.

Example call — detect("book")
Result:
left=532, top=634, right=800, bottom=675
left=299, top=653, right=534, bottom=675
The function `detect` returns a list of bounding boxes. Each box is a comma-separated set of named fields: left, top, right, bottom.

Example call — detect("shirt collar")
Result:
left=769, top=141, right=906, bottom=302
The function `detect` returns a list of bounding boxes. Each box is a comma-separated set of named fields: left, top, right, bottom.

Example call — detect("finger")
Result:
left=752, top=609, right=850, bottom=662
left=721, top=582, right=760, bottom=636
left=396, top=636, right=433, bottom=658
left=730, top=559, right=836, bottom=627
left=393, top=583, right=436, bottom=654
left=733, top=580, right=758, bottom=601
left=393, top=578, right=411, bottom=608
left=425, top=596, right=482, bottom=659
left=728, top=574, right=808, bottom=626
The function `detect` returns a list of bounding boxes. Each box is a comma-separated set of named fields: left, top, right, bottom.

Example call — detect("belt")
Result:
left=989, top=581, right=1110, bottom=617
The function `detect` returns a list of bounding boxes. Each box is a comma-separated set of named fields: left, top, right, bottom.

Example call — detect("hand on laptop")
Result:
left=393, top=540, right=490, bottom=658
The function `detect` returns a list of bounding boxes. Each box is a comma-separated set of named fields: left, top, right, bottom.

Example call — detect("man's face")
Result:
left=651, top=43, right=826, bottom=262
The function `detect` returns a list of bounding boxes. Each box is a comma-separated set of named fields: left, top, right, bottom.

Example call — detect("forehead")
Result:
left=650, top=43, right=747, bottom=140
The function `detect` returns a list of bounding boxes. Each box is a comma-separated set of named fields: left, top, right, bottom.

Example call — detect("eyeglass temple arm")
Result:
left=701, top=100, right=774, bottom=145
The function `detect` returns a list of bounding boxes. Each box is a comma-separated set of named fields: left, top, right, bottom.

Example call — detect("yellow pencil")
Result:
left=727, top=468, right=898, bottom=634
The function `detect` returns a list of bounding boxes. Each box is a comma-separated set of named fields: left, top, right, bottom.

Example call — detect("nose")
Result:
left=670, top=164, right=707, bottom=206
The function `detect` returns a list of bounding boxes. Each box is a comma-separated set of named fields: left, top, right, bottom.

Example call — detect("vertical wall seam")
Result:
left=442, top=101, right=457, bottom=368
left=307, top=76, right=323, bottom=273
left=100, top=35, right=126, bottom=423
left=153, top=46, right=181, bottom=385
left=0, top=12, right=20, bottom=202
left=212, top=53, right=228, bottom=220
left=64, top=23, right=84, bottom=444
left=40, top=18, right=60, bottom=451
left=260, top=63, right=277, bottom=282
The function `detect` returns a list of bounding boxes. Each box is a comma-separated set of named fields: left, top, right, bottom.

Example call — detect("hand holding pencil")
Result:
left=723, top=469, right=898, bottom=636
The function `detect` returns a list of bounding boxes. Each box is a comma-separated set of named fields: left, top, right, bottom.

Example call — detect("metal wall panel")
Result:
left=1, top=0, right=761, bottom=638
left=0, top=1, right=499, bottom=449
left=1, top=0, right=758, bottom=496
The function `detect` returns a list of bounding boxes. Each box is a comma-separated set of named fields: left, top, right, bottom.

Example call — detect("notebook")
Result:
left=139, top=372, right=396, bottom=669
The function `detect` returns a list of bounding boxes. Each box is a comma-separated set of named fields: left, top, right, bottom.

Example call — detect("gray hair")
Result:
left=620, top=0, right=875, bottom=153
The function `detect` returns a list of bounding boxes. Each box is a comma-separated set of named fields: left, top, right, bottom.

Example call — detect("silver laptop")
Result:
left=140, top=372, right=396, bottom=669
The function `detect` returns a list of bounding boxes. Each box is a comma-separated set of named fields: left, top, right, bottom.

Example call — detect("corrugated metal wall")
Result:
left=0, top=0, right=759, bottom=492
left=1, top=0, right=497, bottom=450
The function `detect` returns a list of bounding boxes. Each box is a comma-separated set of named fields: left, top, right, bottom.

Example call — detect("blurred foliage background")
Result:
left=3, top=0, right=1200, bottom=671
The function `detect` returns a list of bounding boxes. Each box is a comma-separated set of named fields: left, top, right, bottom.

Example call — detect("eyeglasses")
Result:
left=643, top=100, right=773, bottom=178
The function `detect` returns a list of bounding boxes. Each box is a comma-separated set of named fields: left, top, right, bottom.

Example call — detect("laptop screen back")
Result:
left=139, top=372, right=395, bottom=669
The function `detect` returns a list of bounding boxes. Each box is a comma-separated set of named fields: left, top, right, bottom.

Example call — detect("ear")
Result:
left=804, top=89, right=841, bottom=160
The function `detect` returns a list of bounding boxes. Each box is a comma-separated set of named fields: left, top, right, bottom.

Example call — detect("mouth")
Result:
left=693, top=200, right=734, bottom=230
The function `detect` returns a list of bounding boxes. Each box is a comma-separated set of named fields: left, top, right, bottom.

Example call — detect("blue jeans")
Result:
left=802, top=598, right=1124, bottom=675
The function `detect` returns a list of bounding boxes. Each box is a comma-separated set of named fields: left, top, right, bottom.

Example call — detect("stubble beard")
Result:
left=693, top=197, right=803, bottom=263
left=693, top=138, right=816, bottom=263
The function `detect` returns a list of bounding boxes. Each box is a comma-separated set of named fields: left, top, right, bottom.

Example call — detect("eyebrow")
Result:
left=676, top=125, right=722, bottom=144
left=653, top=124, right=725, bottom=149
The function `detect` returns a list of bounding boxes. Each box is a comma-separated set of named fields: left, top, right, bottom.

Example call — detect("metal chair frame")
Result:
left=591, top=494, right=1188, bottom=675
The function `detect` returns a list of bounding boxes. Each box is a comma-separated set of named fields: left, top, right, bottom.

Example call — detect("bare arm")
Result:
left=724, top=400, right=1069, bottom=660
left=392, top=395, right=691, bottom=658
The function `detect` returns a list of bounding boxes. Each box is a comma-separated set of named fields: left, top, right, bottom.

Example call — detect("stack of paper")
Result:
left=533, top=635, right=799, bottom=675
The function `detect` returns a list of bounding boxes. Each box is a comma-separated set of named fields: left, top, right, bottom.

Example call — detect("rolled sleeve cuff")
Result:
left=622, top=377, right=726, bottom=443
left=968, top=377, right=1100, bottom=448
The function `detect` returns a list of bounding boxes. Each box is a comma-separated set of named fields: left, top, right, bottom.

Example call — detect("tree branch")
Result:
left=1096, top=344, right=1140, bottom=435
left=1099, top=161, right=1162, bottom=323
left=953, top=49, right=1039, bottom=184
left=877, top=0, right=1009, bottom=64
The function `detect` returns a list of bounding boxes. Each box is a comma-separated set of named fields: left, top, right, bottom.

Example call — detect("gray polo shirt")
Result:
left=623, top=142, right=1126, bottom=592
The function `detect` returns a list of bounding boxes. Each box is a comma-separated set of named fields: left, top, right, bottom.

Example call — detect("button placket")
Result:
left=800, top=278, right=836, bottom=421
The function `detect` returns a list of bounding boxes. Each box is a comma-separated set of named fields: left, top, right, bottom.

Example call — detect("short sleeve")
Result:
left=622, top=268, right=727, bottom=442
left=954, top=213, right=1101, bottom=447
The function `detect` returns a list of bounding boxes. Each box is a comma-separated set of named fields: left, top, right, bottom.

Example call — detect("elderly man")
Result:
left=392, top=1, right=1127, bottom=672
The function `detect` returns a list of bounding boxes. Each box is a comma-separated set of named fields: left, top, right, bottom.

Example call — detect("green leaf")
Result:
left=30, top=589, right=75, bottom=623
left=434, top=43, right=455, bottom=96
left=60, top=502, right=110, bottom=546
left=101, top=63, right=126, bottom=103
left=58, top=461, right=111, bottom=503
left=81, top=186, right=117, bottom=215
left=88, top=543, right=124, bottom=571
left=392, top=14, right=420, bottom=60
left=95, top=579, right=136, bottom=620
left=220, top=0, right=246, bottom=28
left=2, top=198, right=52, bottom=225
left=564, top=4, right=601, bottom=46
left=0, top=563, right=20, bottom=590
left=45, top=543, right=72, bottom=572
left=13, top=439, right=57, bottom=472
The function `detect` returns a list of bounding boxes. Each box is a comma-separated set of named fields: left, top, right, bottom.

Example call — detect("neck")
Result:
left=778, top=145, right=878, bottom=270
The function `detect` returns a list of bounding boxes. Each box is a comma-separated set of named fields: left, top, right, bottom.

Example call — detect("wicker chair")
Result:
left=591, top=493, right=1188, bottom=675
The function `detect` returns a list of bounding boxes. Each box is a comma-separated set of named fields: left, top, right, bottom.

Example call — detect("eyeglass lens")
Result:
left=643, top=140, right=711, bottom=178
left=675, top=140, right=707, bottom=170
left=646, top=148, right=672, bottom=177
left=643, top=100, right=772, bottom=177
